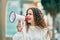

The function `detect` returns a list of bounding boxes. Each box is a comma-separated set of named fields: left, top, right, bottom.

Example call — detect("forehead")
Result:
left=28, top=9, right=33, bottom=13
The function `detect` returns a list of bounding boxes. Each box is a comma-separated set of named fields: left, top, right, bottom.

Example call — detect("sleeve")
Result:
left=12, top=32, right=24, bottom=40
left=43, top=28, right=51, bottom=40
left=12, top=26, right=26, bottom=40
left=46, top=35, right=51, bottom=40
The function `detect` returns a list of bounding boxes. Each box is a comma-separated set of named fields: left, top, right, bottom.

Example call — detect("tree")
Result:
left=41, top=0, right=60, bottom=40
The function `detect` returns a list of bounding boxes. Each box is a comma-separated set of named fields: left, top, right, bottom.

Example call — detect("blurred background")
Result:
left=0, top=0, right=60, bottom=40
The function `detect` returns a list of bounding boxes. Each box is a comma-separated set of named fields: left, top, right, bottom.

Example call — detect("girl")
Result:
left=13, top=8, right=51, bottom=40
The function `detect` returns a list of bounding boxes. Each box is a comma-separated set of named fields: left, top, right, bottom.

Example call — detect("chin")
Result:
left=27, top=21, right=31, bottom=23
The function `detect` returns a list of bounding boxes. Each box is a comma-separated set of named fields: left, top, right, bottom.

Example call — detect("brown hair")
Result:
left=26, top=8, right=51, bottom=36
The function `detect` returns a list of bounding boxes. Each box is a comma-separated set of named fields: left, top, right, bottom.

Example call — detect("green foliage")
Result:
left=41, top=0, right=60, bottom=15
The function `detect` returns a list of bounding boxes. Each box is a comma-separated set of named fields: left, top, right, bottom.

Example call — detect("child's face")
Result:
left=26, top=9, right=35, bottom=25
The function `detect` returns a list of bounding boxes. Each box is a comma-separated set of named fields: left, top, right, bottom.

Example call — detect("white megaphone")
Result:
left=9, top=11, right=28, bottom=23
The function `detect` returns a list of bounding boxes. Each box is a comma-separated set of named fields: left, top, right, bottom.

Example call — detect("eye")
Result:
left=29, top=13, right=32, bottom=15
left=26, top=13, right=32, bottom=16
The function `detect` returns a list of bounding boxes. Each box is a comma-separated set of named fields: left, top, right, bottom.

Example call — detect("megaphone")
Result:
left=9, top=11, right=28, bottom=23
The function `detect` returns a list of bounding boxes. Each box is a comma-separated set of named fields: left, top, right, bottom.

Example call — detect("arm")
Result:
left=12, top=21, right=24, bottom=40
left=46, top=35, right=51, bottom=40
left=43, top=28, right=51, bottom=40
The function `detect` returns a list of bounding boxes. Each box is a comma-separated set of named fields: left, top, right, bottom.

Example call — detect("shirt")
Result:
left=13, top=26, right=50, bottom=40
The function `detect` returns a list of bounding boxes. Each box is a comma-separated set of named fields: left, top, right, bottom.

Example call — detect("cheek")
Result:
left=31, top=16, right=34, bottom=21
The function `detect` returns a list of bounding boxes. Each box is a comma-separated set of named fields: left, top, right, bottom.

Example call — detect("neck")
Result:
left=31, top=22, right=35, bottom=26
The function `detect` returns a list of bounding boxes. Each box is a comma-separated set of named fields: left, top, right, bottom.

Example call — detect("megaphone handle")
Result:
left=20, top=21, right=24, bottom=28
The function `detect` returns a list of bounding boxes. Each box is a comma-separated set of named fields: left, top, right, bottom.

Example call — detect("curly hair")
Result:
left=26, top=7, right=47, bottom=30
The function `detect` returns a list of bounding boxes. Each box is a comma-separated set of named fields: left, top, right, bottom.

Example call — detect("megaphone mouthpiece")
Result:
left=25, top=16, right=28, bottom=22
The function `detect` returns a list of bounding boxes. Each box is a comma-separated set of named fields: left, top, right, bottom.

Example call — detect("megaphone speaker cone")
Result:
left=9, top=11, right=16, bottom=23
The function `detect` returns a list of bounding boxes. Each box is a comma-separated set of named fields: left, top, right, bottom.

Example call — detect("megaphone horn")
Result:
left=9, top=11, right=28, bottom=23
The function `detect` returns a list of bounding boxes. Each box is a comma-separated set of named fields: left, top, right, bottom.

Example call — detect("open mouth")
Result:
left=28, top=18, right=31, bottom=20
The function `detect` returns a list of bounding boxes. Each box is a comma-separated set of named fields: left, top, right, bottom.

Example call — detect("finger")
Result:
left=17, top=24, right=21, bottom=28
left=17, top=25, right=21, bottom=27
left=22, top=21, right=24, bottom=25
left=18, top=21, right=21, bottom=25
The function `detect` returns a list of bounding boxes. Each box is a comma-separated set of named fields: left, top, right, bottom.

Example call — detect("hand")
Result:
left=17, top=21, right=24, bottom=32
